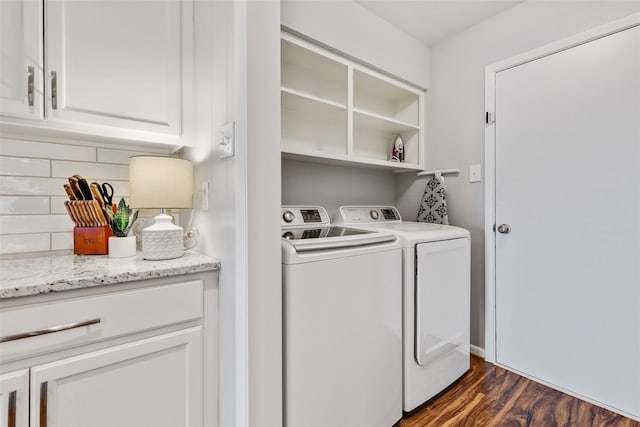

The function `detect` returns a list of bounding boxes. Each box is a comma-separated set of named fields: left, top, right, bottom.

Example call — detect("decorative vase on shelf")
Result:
left=107, top=198, right=139, bottom=258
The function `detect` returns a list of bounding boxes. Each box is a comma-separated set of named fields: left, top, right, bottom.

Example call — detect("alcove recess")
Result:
left=281, top=31, right=424, bottom=172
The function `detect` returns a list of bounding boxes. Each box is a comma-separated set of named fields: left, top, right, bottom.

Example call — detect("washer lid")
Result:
left=281, top=226, right=396, bottom=252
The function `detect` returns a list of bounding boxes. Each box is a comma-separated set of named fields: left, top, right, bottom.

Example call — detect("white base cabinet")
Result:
left=0, top=273, right=217, bottom=427
left=31, top=328, right=202, bottom=427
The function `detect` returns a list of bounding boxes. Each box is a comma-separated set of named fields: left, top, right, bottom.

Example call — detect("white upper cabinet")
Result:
left=281, top=32, right=425, bottom=172
left=0, top=0, right=43, bottom=120
left=0, top=0, right=193, bottom=148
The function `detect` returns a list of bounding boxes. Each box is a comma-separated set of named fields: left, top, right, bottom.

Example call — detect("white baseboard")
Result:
left=470, top=344, right=485, bottom=358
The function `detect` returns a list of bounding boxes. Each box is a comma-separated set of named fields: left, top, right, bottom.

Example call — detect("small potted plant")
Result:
left=108, top=198, right=139, bottom=258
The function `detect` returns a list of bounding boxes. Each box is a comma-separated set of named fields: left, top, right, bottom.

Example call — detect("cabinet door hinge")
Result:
left=486, top=112, right=495, bottom=124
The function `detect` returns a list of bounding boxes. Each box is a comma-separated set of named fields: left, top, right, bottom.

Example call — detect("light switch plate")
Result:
left=470, top=164, right=482, bottom=183
left=201, top=181, right=209, bottom=211
left=218, top=122, right=235, bottom=159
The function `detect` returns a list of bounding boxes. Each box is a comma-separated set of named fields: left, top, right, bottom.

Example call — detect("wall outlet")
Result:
left=469, top=164, right=482, bottom=183
left=218, top=122, right=235, bottom=159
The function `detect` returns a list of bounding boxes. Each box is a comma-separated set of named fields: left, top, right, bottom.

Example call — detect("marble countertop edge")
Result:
left=0, top=251, right=221, bottom=299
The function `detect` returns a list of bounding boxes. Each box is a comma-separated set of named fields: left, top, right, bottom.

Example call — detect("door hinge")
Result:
left=486, top=112, right=495, bottom=124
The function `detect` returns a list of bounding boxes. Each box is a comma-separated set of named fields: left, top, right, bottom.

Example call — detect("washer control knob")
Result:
left=282, top=231, right=294, bottom=240
left=282, top=210, right=295, bottom=223
left=369, top=210, right=379, bottom=220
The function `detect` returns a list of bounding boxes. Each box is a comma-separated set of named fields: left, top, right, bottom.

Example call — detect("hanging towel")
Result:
left=417, top=172, right=449, bottom=224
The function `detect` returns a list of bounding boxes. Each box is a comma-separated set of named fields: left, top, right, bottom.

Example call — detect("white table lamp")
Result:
left=129, top=156, right=194, bottom=260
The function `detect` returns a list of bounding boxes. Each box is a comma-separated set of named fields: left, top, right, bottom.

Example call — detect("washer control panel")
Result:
left=281, top=206, right=330, bottom=228
left=337, top=206, right=402, bottom=223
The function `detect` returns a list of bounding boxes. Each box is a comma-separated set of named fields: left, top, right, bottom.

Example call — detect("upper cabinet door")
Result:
left=0, top=0, right=43, bottom=120
left=44, top=0, right=183, bottom=138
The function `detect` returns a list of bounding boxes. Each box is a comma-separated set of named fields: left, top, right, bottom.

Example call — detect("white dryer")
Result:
left=281, top=206, right=403, bottom=427
left=335, top=206, right=471, bottom=412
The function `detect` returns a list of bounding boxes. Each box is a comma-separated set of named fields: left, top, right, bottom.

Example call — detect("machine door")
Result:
left=415, top=238, right=470, bottom=366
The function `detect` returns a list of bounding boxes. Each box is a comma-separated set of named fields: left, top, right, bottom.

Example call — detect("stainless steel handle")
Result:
left=50, top=71, right=57, bottom=110
left=0, top=318, right=101, bottom=343
left=27, top=66, right=35, bottom=107
left=7, top=390, right=16, bottom=427
left=40, top=382, right=47, bottom=427
left=497, top=224, right=511, bottom=234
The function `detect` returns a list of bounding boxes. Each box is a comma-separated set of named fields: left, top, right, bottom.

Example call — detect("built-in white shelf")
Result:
left=281, top=31, right=424, bottom=172
left=281, top=87, right=347, bottom=110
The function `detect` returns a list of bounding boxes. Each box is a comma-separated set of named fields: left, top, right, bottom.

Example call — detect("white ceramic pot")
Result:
left=108, top=236, right=137, bottom=258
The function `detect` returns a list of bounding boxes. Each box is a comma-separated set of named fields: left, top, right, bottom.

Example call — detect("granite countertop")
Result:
left=0, top=251, right=221, bottom=299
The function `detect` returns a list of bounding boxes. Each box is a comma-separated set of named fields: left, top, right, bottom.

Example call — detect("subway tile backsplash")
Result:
left=0, top=137, right=164, bottom=255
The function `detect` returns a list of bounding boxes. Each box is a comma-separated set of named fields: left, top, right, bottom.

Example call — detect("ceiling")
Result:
left=356, top=0, right=524, bottom=46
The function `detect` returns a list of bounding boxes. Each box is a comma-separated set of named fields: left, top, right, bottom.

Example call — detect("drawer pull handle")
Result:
left=40, top=382, right=47, bottom=427
left=0, top=318, right=101, bottom=343
left=8, top=390, right=16, bottom=427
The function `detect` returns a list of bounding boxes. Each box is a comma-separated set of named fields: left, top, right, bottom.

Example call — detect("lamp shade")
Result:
left=129, top=156, right=194, bottom=209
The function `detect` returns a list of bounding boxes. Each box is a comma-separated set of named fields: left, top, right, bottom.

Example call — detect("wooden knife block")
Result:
left=74, top=227, right=113, bottom=255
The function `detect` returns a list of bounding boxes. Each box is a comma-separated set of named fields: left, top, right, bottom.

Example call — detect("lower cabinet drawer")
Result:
left=0, top=280, right=203, bottom=362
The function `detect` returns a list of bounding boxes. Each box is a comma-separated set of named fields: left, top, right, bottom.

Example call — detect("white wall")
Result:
left=281, top=0, right=430, bottom=88
left=396, top=0, right=640, bottom=350
left=282, top=160, right=395, bottom=219
left=245, top=1, right=282, bottom=426
left=0, top=137, right=167, bottom=254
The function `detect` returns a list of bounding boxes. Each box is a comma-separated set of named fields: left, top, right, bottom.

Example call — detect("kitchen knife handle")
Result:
left=74, top=175, right=93, bottom=200
left=71, top=201, right=88, bottom=227
left=50, top=70, right=57, bottom=110
left=64, top=201, right=79, bottom=227
left=90, top=183, right=111, bottom=222
left=63, top=184, right=76, bottom=200
left=68, top=177, right=84, bottom=200
left=92, top=201, right=109, bottom=226
left=27, top=66, right=35, bottom=107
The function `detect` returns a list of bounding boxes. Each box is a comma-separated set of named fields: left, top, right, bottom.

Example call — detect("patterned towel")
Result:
left=417, top=173, right=449, bottom=224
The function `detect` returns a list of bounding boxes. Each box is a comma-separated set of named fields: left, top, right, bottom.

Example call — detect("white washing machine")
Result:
left=335, top=205, right=471, bottom=412
left=281, top=206, right=402, bottom=427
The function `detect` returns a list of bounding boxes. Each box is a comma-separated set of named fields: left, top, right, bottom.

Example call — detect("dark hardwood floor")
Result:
left=399, top=355, right=639, bottom=427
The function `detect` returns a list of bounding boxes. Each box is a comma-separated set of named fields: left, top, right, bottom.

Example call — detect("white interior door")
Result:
left=495, top=25, right=640, bottom=418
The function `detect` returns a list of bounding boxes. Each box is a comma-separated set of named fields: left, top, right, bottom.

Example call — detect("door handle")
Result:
left=50, top=71, right=57, bottom=110
left=497, top=224, right=511, bottom=234
left=40, top=382, right=48, bottom=427
left=27, top=66, right=35, bottom=107
left=7, top=390, right=16, bottom=427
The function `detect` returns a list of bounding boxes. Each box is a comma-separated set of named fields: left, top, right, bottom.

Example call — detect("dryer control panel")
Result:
left=337, top=206, right=402, bottom=224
